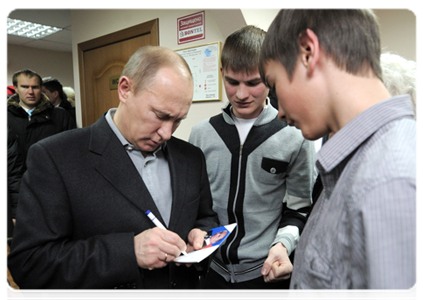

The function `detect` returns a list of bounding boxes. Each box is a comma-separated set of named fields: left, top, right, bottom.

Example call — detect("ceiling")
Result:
left=7, top=9, right=73, bottom=52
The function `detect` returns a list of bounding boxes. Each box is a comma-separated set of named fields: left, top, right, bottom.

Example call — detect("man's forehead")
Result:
left=224, top=68, right=262, bottom=80
left=17, top=74, right=40, bottom=85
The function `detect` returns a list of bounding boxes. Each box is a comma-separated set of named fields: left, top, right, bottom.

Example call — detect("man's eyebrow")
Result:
left=152, top=108, right=170, bottom=116
left=20, top=84, right=40, bottom=87
left=247, top=78, right=263, bottom=84
left=224, top=75, right=238, bottom=82
left=224, top=76, right=262, bottom=84
left=152, top=108, right=187, bottom=120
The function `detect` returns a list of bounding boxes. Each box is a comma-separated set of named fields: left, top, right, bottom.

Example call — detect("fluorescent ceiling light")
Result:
left=7, top=18, right=62, bottom=39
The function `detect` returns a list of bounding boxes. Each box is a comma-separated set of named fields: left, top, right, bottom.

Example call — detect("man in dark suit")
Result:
left=8, top=46, right=219, bottom=289
left=42, top=76, right=76, bottom=122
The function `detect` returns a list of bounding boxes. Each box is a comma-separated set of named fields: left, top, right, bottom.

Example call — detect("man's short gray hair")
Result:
left=121, top=46, right=192, bottom=95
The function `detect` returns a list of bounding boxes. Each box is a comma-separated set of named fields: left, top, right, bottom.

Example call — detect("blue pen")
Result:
left=145, top=210, right=187, bottom=255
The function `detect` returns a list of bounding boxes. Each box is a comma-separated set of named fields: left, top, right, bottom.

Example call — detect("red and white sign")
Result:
left=177, top=11, right=205, bottom=45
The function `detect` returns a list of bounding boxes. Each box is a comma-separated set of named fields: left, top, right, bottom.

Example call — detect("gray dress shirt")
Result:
left=105, top=109, right=172, bottom=225
left=291, top=95, right=416, bottom=289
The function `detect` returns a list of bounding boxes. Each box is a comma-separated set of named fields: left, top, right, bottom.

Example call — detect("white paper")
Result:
left=174, top=223, right=237, bottom=263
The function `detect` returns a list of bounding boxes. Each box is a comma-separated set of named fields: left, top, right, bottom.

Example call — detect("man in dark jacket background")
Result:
left=6, top=69, right=76, bottom=300
left=7, top=127, right=23, bottom=289
left=7, top=69, right=76, bottom=172
left=7, top=126, right=24, bottom=240
left=42, top=76, right=76, bottom=122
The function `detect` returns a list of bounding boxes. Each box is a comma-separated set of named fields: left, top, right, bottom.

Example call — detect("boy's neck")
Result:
left=327, top=67, right=391, bottom=134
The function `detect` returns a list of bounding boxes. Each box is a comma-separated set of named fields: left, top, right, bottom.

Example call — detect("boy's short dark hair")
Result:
left=221, top=25, right=266, bottom=75
left=12, top=69, right=42, bottom=87
left=259, top=9, right=382, bottom=81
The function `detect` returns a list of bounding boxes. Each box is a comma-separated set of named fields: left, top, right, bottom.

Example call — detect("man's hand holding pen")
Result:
left=134, top=227, right=187, bottom=270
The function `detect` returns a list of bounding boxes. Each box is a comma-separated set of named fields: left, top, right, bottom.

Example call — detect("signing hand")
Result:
left=134, top=227, right=187, bottom=270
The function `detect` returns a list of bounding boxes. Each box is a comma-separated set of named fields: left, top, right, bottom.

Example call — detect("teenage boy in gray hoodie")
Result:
left=189, top=25, right=316, bottom=289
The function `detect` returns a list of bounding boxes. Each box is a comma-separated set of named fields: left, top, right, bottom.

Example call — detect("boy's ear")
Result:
left=299, top=29, right=320, bottom=76
left=118, top=76, right=131, bottom=103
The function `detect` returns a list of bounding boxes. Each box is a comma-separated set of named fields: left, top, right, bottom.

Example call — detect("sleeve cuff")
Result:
left=272, top=225, right=300, bottom=255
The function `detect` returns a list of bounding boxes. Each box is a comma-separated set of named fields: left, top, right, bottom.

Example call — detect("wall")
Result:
left=70, top=9, right=416, bottom=140
left=241, top=9, right=417, bottom=61
left=7, top=44, right=74, bottom=87
left=71, top=9, right=243, bottom=138
left=374, top=9, right=416, bottom=61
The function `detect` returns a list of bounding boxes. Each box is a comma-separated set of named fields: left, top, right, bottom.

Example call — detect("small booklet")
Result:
left=174, top=223, right=237, bottom=263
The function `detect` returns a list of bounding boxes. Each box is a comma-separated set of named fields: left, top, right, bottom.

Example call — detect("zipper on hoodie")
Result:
left=225, top=143, right=243, bottom=283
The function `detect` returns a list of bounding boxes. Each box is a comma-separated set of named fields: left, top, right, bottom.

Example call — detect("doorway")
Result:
left=78, top=19, right=159, bottom=127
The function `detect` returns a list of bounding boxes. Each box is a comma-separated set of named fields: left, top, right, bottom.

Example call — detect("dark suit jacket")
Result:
left=8, top=115, right=219, bottom=289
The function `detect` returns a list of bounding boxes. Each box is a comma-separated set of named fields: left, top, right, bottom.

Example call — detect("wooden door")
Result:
left=78, top=19, right=159, bottom=127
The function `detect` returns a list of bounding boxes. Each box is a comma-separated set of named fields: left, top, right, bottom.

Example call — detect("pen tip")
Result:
left=145, top=210, right=151, bottom=214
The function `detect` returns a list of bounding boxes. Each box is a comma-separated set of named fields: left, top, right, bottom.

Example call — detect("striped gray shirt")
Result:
left=291, top=95, right=416, bottom=289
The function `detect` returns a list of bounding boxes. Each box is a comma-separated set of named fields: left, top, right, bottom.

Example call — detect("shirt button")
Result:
left=270, top=167, right=276, bottom=174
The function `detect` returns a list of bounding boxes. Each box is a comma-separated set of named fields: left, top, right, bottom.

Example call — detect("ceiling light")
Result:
left=7, top=18, right=62, bottom=39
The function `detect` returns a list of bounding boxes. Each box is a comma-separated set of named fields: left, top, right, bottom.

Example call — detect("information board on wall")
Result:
left=175, top=41, right=222, bottom=102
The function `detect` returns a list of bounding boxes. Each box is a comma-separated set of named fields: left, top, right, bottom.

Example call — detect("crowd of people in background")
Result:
left=7, top=71, right=76, bottom=239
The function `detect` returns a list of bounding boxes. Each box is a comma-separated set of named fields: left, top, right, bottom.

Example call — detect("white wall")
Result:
left=241, top=9, right=279, bottom=31
left=7, top=44, right=74, bottom=87
left=70, top=9, right=416, bottom=140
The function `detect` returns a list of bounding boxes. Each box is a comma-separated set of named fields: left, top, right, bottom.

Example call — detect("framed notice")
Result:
left=176, top=41, right=222, bottom=102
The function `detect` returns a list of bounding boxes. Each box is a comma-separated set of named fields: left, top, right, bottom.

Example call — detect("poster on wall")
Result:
left=176, top=41, right=222, bottom=102
left=177, top=11, right=205, bottom=45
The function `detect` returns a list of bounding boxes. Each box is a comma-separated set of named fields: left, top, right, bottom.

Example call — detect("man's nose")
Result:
left=158, top=121, right=173, bottom=141
left=236, top=84, right=249, bottom=100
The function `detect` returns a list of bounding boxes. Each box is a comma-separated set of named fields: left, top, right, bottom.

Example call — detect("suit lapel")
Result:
left=165, top=138, right=188, bottom=231
left=88, top=116, right=163, bottom=224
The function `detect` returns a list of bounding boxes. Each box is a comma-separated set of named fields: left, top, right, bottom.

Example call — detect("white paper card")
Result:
left=174, top=223, right=237, bottom=263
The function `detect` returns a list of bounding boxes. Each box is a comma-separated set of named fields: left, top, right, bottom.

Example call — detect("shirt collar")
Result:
left=19, top=102, right=35, bottom=115
left=105, top=108, right=166, bottom=154
left=316, top=95, right=414, bottom=173
left=222, top=97, right=275, bottom=125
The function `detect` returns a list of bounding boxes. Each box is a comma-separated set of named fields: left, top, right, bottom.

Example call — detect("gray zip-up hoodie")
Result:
left=189, top=103, right=316, bottom=283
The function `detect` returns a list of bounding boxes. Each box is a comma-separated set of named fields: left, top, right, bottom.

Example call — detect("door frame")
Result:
left=77, top=19, right=159, bottom=127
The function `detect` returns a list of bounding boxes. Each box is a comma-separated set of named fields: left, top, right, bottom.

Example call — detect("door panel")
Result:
left=78, top=19, right=159, bottom=127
